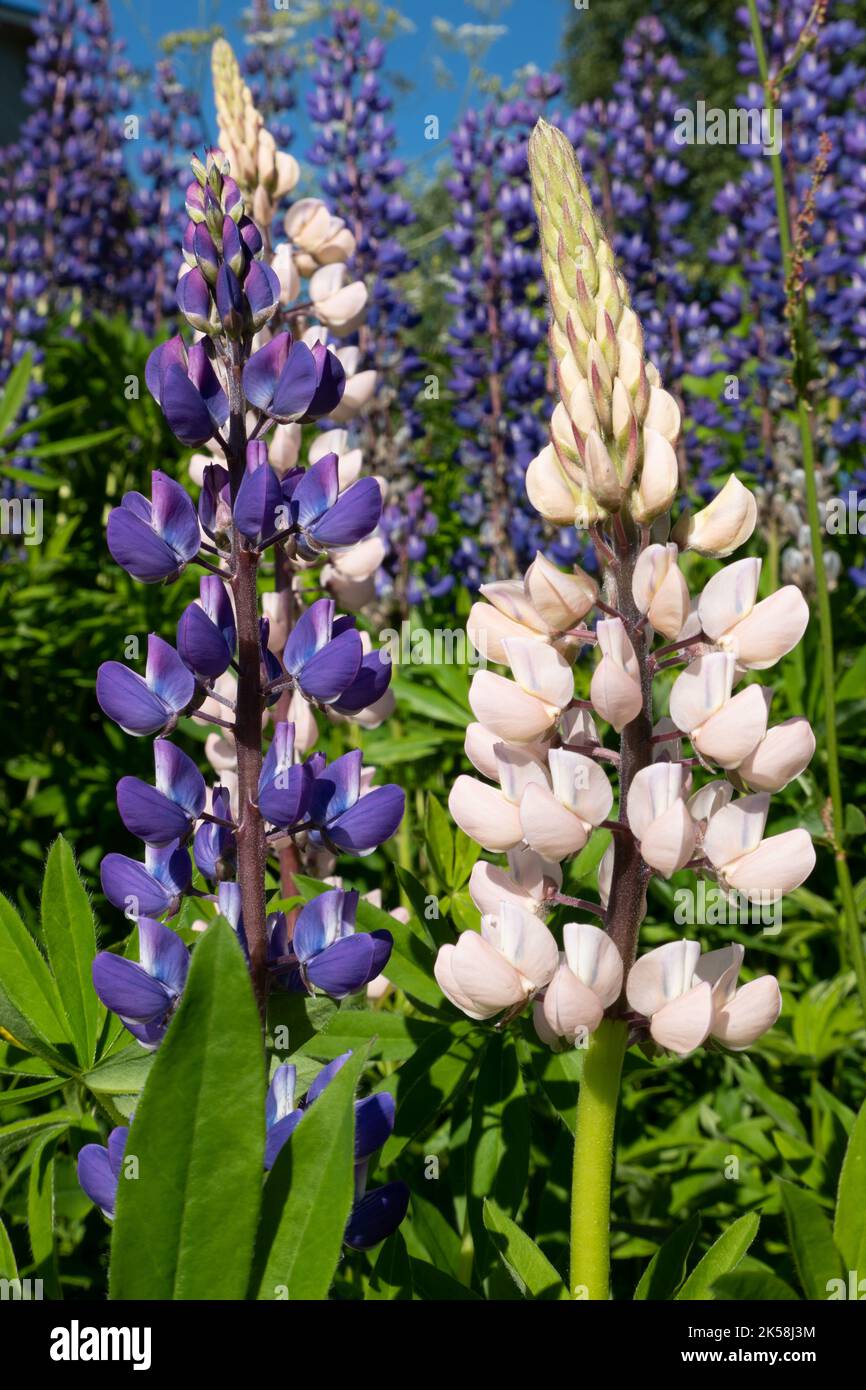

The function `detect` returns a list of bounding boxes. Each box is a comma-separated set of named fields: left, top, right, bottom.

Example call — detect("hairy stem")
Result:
left=570, top=1018, right=628, bottom=1300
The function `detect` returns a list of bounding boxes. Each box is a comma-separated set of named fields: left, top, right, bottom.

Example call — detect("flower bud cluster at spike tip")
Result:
left=527, top=118, right=680, bottom=526
left=212, top=38, right=300, bottom=229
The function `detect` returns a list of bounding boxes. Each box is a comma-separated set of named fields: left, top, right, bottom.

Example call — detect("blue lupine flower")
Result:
left=96, top=634, right=197, bottom=737
left=308, top=748, right=404, bottom=856
left=288, top=888, right=392, bottom=999
left=289, top=452, right=382, bottom=559
left=92, top=918, right=190, bottom=1048
left=107, top=470, right=201, bottom=584
left=77, top=1126, right=129, bottom=1220
left=193, top=785, right=237, bottom=881
left=177, top=576, right=236, bottom=679
left=257, top=722, right=312, bottom=829
left=116, top=738, right=206, bottom=846
left=100, top=841, right=192, bottom=920
left=282, top=597, right=363, bottom=704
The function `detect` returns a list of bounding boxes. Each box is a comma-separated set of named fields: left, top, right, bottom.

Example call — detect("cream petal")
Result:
left=559, top=705, right=600, bottom=746
left=526, top=444, right=582, bottom=524
left=626, top=939, right=702, bottom=1016
left=639, top=800, right=697, bottom=877
left=644, top=387, right=681, bottom=443
left=464, top=722, right=506, bottom=780
left=650, top=983, right=714, bottom=1055
left=447, top=775, right=524, bottom=852
left=703, top=793, right=770, bottom=869
left=632, top=543, right=674, bottom=614
left=590, top=657, right=643, bottom=732
left=469, top=671, right=558, bottom=743
left=669, top=652, right=736, bottom=733
left=598, top=842, right=614, bottom=909
left=519, top=783, right=589, bottom=861
left=493, top=902, right=560, bottom=989
left=469, top=861, right=539, bottom=917
left=596, top=617, right=640, bottom=679
left=676, top=475, right=757, bottom=557
left=693, top=684, right=768, bottom=768
left=626, top=763, right=690, bottom=840
left=449, top=933, right=527, bottom=1016
left=687, top=779, right=734, bottom=823
left=434, top=943, right=493, bottom=1019
left=525, top=552, right=597, bottom=629
left=503, top=637, right=574, bottom=709
left=711, top=976, right=782, bottom=1049
left=481, top=580, right=551, bottom=633
left=694, top=943, right=744, bottom=1004
left=466, top=603, right=546, bottom=666
left=736, top=718, right=816, bottom=792
left=507, top=844, right=563, bottom=896
left=543, top=964, right=604, bottom=1038
left=648, top=566, right=691, bottom=640
left=494, top=743, right=550, bottom=804
left=721, top=587, right=809, bottom=670
left=562, top=922, right=623, bottom=1007
left=722, top=828, right=816, bottom=897
left=698, top=557, right=761, bottom=640
left=533, top=996, right=563, bottom=1049
left=548, top=748, right=613, bottom=824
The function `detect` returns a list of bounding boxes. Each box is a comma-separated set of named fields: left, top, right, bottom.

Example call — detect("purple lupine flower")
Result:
left=176, top=576, right=236, bottom=679
left=264, top=1063, right=305, bottom=1169
left=290, top=888, right=392, bottom=998
left=242, top=332, right=321, bottom=421
left=96, top=634, right=197, bottom=737
left=257, top=722, right=312, bottom=828
left=116, top=739, right=206, bottom=846
left=282, top=598, right=363, bottom=704
left=330, top=649, right=392, bottom=716
left=100, top=841, right=192, bottom=920
left=232, top=442, right=284, bottom=544
left=107, top=470, right=201, bottom=583
left=146, top=336, right=229, bottom=447
left=77, top=1126, right=129, bottom=1220
left=290, top=452, right=382, bottom=558
left=92, top=918, right=190, bottom=1048
left=308, top=748, right=404, bottom=855
left=193, top=785, right=237, bottom=881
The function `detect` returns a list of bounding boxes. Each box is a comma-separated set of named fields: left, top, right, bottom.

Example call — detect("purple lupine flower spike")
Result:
left=116, top=739, right=206, bottom=845
left=77, top=1126, right=129, bottom=1219
left=100, top=841, right=192, bottom=919
left=257, top=722, right=312, bottom=828
left=177, top=575, right=236, bottom=678
left=107, top=470, right=201, bottom=583
left=96, top=634, right=197, bottom=736
left=92, top=918, right=190, bottom=1048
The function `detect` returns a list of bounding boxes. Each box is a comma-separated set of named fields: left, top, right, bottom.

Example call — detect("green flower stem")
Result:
left=570, top=1018, right=628, bottom=1301
left=746, top=0, right=866, bottom=1016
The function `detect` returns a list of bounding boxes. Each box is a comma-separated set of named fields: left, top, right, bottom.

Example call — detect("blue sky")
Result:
left=73, top=1, right=571, bottom=177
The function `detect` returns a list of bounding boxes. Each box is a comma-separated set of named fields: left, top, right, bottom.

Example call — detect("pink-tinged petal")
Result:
left=639, top=800, right=697, bottom=877
left=687, top=779, right=734, bottom=823
left=694, top=944, right=744, bottom=1004
left=467, top=603, right=546, bottom=665
left=702, top=793, right=770, bottom=870
left=494, top=743, right=549, bottom=803
left=548, top=748, right=613, bottom=825
left=525, top=552, right=597, bottom=629
left=519, top=783, right=588, bottom=861
left=532, top=997, right=562, bottom=1049
left=632, top=543, right=675, bottom=614
left=596, top=618, right=639, bottom=679
left=648, top=566, right=691, bottom=640
left=669, top=652, right=735, bottom=733
left=693, top=684, right=768, bottom=768
left=626, top=763, right=690, bottom=840
left=626, top=939, right=702, bottom=1017
left=543, top=964, right=604, bottom=1039
left=562, top=922, right=623, bottom=1007
left=650, top=982, right=714, bottom=1055
left=698, top=557, right=761, bottom=640
left=490, top=902, right=559, bottom=989
left=711, top=976, right=782, bottom=1049
left=736, top=718, right=816, bottom=793
left=469, top=670, right=558, bottom=743
left=598, top=843, right=614, bottom=908
left=722, top=586, right=809, bottom=670
left=503, top=637, right=574, bottom=709
left=508, top=845, right=562, bottom=896
left=722, top=828, right=816, bottom=897
left=525, top=443, right=582, bottom=524
left=590, top=657, right=642, bottom=732
left=480, top=579, right=551, bottom=633
left=469, top=861, right=539, bottom=917
left=447, top=775, right=524, bottom=852
left=433, top=943, right=491, bottom=1020
left=464, top=722, right=504, bottom=781
left=675, top=475, right=757, bottom=557
left=449, top=931, right=527, bottom=1015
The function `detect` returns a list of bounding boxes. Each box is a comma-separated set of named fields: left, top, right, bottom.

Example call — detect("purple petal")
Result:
left=326, top=785, right=405, bottom=855
left=242, top=334, right=291, bottom=409
left=292, top=889, right=355, bottom=963
left=216, top=262, right=244, bottom=331
left=233, top=460, right=283, bottom=542
left=146, top=635, right=196, bottom=714
left=291, top=454, right=340, bottom=528
left=138, top=917, right=190, bottom=995
left=77, top=1144, right=119, bottom=1218
left=264, top=1110, right=304, bottom=1171
left=222, top=215, right=244, bottom=275
left=100, top=855, right=176, bottom=918
left=107, top=1126, right=130, bottom=1179
left=332, top=650, right=392, bottom=715
left=258, top=762, right=311, bottom=828
left=271, top=341, right=319, bottom=420
left=305, top=930, right=392, bottom=998
left=116, top=777, right=193, bottom=845
left=283, top=597, right=334, bottom=675
left=160, top=362, right=216, bottom=447
left=245, top=260, right=280, bottom=322
left=354, top=1092, right=396, bottom=1161
left=199, top=576, right=236, bottom=652
left=150, top=471, right=201, bottom=559
left=177, top=266, right=212, bottom=329
left=92, top=951, right=175, bottom=1022
left=145, top=335, right=185, bottom=404
left=296, top=628, right=363, bottom=703
left=177, top=602, right=233, bottom=679
left=187, top=342, right=229, bottom=429
left=308, top=477, right=382, bottom=549
left=310, top=748, right=363, bottom=824
left=344, top=1181, right=410, bottom=1249
left=107, top=508, right=183, bottom=584
left=193, top=819, right=235, bottom=880
left=259, top=721, right=296, bottom=792
left=154, top=740, right=206, bottom=818
left=301, top=342, right=346, bottom=421
left=266, top=1063, right=297, bottom=1127
left=96, top=662, right=171, bottom=737
left=306, top=1051, right=352, bottom=1105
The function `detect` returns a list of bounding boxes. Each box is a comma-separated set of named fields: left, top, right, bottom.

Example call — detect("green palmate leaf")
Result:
left=0, top=351, right=33, bottom=438
left=369, top=1230, right=413, bottom=1300
left=675, top=1213, right=760, bottom=1301
left=41, top=837, right=102, bottom=1068
left=466, top=1033, right=530, bottom=1281
left=109, top=921, right=266, bottom=1301
left=483, top=1198, right=569, bottom=1300
left=778, top=1180, right=840, bottom=1299
left=834, top=1094, right=866, bottom=1270
left=407, top=1192, right=463, bottom=1279
left=635, top=1213, right=702, bottom=1300
left=251, top=1045, right=369, bottom=1301
left=425, top=794, right=454, bottom=887
left=713, top=1271, right=800, bottom=1301
left=82, top=1045, right=154, bottom=1096
left=0, top=1078, right=66, bottom=1110
left=28, top=1132, right=61, bottom=1300
left=378, top=1021, right=480, bottom=1166
left=0, top=1215, right=17, bottom=1279
left=408, top=1259, right=482, bottom=1300
left=0, top=1113, right=73, bottom=1161
left=0, top=894, right=71, bottom=1064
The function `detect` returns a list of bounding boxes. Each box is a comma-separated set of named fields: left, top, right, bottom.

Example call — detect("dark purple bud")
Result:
left=192, top=224, right=220, bottom=284
left=199, top=463, right=232, bottom=542
left=177, top=267, right=213, bottom=333
left=221, top=215, right=245, bottom=278
left=216, top=263, right=245, bottom=337
left=77, top=1126, right=129, bottom=1218
left=245, top=260, right=281, bottom=331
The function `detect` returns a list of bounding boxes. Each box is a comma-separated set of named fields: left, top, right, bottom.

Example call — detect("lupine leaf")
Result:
left=250, top=1045, right=369, bottom=1301
left=424, top=794, right=454, bottom=887
left=28, top=1132, right=61, bottom=1299
left=0, top=894, right=71, bottom=1063
left=834, top=1094, right=866, bottom=1270
left=369, top=1230, right=413, bottom=1299
left=483, top=1198, right=569, bottom=1299
left=0, top=351, right=33, bottom=438
left=408, top=1259, right=482, bottom=1300
left=109, top=921, right=266, bottom=1300
left=713, top=1271, right=800, bottom=1300
left=635, top=1213, right=702, bottom=1300
left=778, top=1179, right=841, bottom=1299
left=466, top=1033, right=530, bottom=1282
left=675, top=1213, right=760, bottom=1301
left=41, top=837, right=102, bottom=1068
left=377, top=1021, right=479, bottom=1165
left=0, top=1215, right=17, bottom=1279
left=82, top=1046, right=155, bottom=1096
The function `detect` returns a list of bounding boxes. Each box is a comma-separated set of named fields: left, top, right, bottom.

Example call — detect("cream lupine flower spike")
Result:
left=211, top=38, right=300, bottom=229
